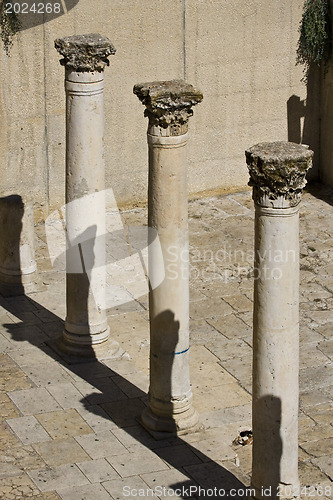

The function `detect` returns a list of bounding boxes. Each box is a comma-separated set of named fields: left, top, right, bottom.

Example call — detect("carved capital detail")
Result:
left=55, top=34, right=116, bottom=72
left=133, top=80, right=203, bottom=136
left=246, top=142, right=313, bottom=208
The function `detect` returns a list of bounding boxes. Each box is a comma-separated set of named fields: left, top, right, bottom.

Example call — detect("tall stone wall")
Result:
left=0, top=0, right=316, bottom=220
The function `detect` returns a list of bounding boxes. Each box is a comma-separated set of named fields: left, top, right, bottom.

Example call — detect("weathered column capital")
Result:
left=55, top=33, right=116, bottom=72
left=133, top=80, right=203, bottom=135
left=246, top=141, right=313, bottom=208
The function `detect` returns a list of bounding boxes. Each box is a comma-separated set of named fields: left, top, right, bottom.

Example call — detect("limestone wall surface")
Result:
left=0, top=0, right=316, bottom=219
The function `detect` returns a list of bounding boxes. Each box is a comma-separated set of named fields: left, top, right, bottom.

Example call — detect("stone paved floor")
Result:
left=0, top=183, right=333, bottom=499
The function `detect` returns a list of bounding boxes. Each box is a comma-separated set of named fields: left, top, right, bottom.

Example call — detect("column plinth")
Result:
left=134, top=80, right=203, bottom=438
left=54, top=34, right=120, bottom=362
left=246, top=141, right=313, bottom=499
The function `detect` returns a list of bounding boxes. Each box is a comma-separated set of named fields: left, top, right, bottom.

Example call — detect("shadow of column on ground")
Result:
left=2, top=293, right=250, bottom=499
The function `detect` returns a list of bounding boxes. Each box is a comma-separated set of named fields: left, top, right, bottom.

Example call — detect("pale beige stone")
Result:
left=35, top=409, right=93, bottom=440
left=33, top=438, right=91, bottom=466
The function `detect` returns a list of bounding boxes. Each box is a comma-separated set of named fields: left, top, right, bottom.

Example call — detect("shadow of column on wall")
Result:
left=287, top=65, right=321, bottom=181
left=0, top=195, right=25, bottom=296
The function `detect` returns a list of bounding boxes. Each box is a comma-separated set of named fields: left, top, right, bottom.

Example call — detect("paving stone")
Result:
left=73, top=378, right=128, bottom=405
left=0, top=332, right=16, bottom=352
left=6, top=415, right=51, bottom=446
left=312, top=453, right=333, bottom=482
left=20, top=363, right=74, bottom=388
left=298, top=460, right=332, bottom=488
left=299, top=424, right=333, bottom=445
left=102, top=476, right=159, bottom=499
left=8, top=388, right=61, bottom=416
left=300, top=437, right=333, bottom=458
left=199, top=404, right=252, bottom=429
left=300, top=325, right=326, bottom=344
left=300, top=391, right=332, bottom=409
left=317, top=339, right=333, bottom=361
left=0, top=445, right=46, bottom=474
left=303, top=403, right=333, bottom=426
left=190, top=297, right=233, bottom=320
left=68, top=361, right=117, bottom=382
left=155, top=444, right=203, bottom=468
left=305, top=310, right=333, bottom=326
left=57, top=483, right=111, bottom=500
left=101, top=398, right=147, bottom=428
left=0, top=353, right=34, bottom=392
left=189, top=319, right=224, bottom=345
left=28, top=464, right=90, bottom=492
left=189, top=345, right=220, bottom=365
left=75, top=404, right=118, bottom=432
left=47, top=383, right=89, bottom=409
left=2, top=325, right=47, bottom=350
left=191, top=438, right=236, bottom=462
left=191, top=362, right=236, bottom=390
left=222, top=295, right=253, bottom=313
left=112, top=371, right=148, bottom=398
left=111, top=425, right=178, bottom=453
left=107, top=449, right=169, bottom=478
left=0, top=394, right=21, bottom=419
left=206, top=339, right=252, bottom=363
left=36, top=409, right=93, bottom=440
left=300, top=364, right=333, bottom=392
left=300, top=344, right=331, bottom=369
left=33, top=438, right=90, bottom=466
left=184, top=461, right=248, bottom=492
left=193, top=383, right=251, bottom=412
left=206, top=314, right=251, bottom=340
left=8, top=347, right=57, bottom=367
left=0, top=473, right=42, bottom=499
left=140, top=468, right=198, bottom=499
left=76, top=458, right=119, bottom=483
left=102, top=357, right=143, bottom=377
left=75, top=431, right=128, bottom=459
left=314, top=322, right=333, bottom=340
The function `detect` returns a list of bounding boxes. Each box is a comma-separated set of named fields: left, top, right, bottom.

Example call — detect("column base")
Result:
left=0, top=271, right=45, bottom=297
left=48, top=333, right=124, bottom=365
left=140, top=405, right=203, bottom=440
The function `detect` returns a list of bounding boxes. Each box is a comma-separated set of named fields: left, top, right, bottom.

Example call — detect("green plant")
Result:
left=297, top=0, right=332, bottom=82
left=0, top=0, right=21, bottom=55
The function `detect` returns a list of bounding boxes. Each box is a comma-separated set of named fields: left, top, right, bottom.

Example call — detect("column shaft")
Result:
left=55, top=34, right=119, bottom=361
left=246, top=141, right=313, bottom=500
left=134, top=80, right=203, bottom=437
left=147, top=132, right=193, bottom=425
left=64, top=70, right=109, bottom=346
left=252, top=205, right=300, bottom=497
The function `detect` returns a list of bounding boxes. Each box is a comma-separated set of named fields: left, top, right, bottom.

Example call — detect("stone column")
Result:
left=133, top=80, right=203, bottom=437
left=54, top=34, right=119, bottom=361
left=246, top=142, right=313, bottom=499
left=0, top=196, right=40, bottom=296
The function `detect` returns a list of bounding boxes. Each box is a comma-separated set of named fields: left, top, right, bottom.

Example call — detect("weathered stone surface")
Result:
left=133, top=80, right=203, bottom=133
left=246, top=141, right=313, bottom=206
left=54, top=34, right=116, bottom=72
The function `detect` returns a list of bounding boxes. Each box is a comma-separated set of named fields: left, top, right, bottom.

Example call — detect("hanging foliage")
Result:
left=0, top=0, right=21, bottom=55
left=297, top=0, right=332, bottom=82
